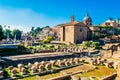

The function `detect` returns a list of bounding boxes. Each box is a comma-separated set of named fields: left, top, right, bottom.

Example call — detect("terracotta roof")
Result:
left=57, top=21, right=87, bottom=27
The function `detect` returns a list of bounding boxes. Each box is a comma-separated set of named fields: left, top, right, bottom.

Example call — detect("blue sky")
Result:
left=0, top=0, right=120, bottom=32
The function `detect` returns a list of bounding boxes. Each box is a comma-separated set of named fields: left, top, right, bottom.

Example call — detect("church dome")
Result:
left=83, top=12, right=92, bottom=22
left=106, top=20, right=115, bottom=23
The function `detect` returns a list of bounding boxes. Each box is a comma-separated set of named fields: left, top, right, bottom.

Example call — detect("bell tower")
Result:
left=71, top=15, right=74, bottom=23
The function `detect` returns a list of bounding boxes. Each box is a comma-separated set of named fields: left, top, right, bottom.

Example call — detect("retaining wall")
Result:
left=1, top=54, right=76, bottom=67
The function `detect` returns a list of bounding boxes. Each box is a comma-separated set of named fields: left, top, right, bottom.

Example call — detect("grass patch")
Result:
left=3, top=68, right=11, bottom=78
left=81, top=66, right=116, bottom=78
left=18, top=65, right=91, bottom=80
left=52, top=65, right=60, bottom=69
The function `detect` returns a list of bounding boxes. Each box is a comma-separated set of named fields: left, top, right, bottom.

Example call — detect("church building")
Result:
left=55, top=12, right=92, bottom=44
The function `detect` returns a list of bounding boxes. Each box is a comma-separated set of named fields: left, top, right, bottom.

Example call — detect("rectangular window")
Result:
left=80, top=28, right=82, bottom=32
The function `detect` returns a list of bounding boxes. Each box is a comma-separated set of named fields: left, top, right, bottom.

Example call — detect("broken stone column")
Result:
left=28, top=63, right=32, bottom=69
left=21, top=68, right=26, bottom=75
left=31, top=66, right=37, bottom=73
left=34, top=62, right=40, bottom=69
left=8, top=66, right=14, bottom=72
left=11, top=68, right=17, bottom=77
left=18, top=64, right=24, bottom=72
left=38, top=65, right=44, bottom=72
left=0, top=71, right=4, bottom=79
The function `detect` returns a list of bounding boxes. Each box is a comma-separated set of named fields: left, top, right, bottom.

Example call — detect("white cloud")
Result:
left=0, top=7, right=68, bottom=33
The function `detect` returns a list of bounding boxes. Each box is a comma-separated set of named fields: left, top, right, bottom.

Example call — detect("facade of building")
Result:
left=37, top=28, right=55, bottom=40
left=101, top=18, right=120, bottom=28
left=21, top=33, right=31, bottom=41
left=54, top=13, right=120, bottom=44
left=53, top=26, right=61, bottom=41
left=54, top=12, right=92, bottom=44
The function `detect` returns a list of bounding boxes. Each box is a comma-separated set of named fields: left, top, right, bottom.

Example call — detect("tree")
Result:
left=30, top=26, right=50, bottom=38
left=11, top=29, right=22, bottom=40
left=30, top=27, right=35, bottom=36
left=42, top=26, right=50, bottom=29
left=117, top=28, right=120, bottom=34
left=35, top=27, right=41, bottom=33
left=82, top=41, right=100, bottom=49
left=30, top=27, right=42, bottom=37
left=3, top=29, right=12, bottom=39
left=104, top=26, right=112, bottom=30
left=31, top=27, right=34, bottom=31
left=42, top=36, right=53, bottom=43
left=98, top=26, right=104, bottom=30
left=98, top=26, right=113, bottom=38
left=30, top=31, right=36, bottom=37
left=0, top=25, right=3, bottom=40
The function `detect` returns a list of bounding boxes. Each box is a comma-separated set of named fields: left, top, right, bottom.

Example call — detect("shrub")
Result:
left=43, top=39, right=50, bottom=43
left=83, top=41, right=92, bottom=48
left=91, top=42, right=100, bottom=49
left=42, top=44, right=46, bottom=47
left=49, top=45, right=55, bottom=48
left=27, top=46, right=34, bottom=49
left=93, top=35, right=99, bottom=39
left=100, top=34, right=107, bottom=38
left=36, top=46, right=41, bottom=49
left=42, top=36, right=53, bottom=43
left=82, top=41, right=100, bottom=49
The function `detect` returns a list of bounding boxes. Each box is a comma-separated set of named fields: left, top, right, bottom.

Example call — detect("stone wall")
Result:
left=1, top=54, right=76, bottom=67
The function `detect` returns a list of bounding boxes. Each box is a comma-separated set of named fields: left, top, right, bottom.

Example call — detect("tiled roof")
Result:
left=57, top=21, right=87, bottom=27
